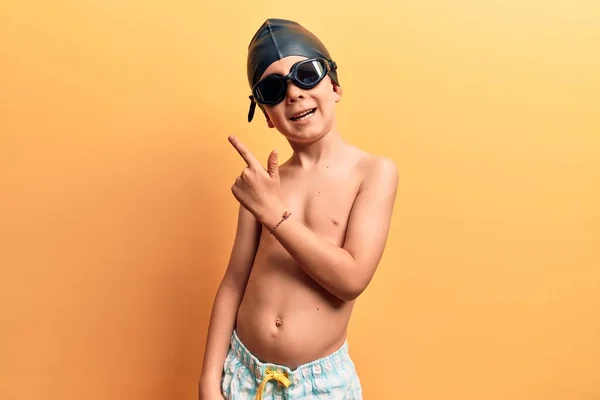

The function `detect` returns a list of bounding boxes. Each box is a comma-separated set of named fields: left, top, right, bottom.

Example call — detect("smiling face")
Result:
left=259, top=56, right=342, bottom=143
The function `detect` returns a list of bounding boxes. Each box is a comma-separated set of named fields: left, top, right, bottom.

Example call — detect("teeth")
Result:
left=291, top=109, right=315, bottom=121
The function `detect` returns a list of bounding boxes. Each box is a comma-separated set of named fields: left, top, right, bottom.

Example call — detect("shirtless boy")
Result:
left=199, top=19, right=398, bottom=399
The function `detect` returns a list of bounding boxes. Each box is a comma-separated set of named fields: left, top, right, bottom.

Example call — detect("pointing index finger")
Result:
left=229, top=135, right=260, bottom=168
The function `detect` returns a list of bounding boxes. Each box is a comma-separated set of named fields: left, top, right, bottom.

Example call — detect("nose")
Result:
left=286, top=81, right=305, bottom=104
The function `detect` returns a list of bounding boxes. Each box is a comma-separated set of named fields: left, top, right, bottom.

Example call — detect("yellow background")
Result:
left=1, top=0, right=599, bottom=399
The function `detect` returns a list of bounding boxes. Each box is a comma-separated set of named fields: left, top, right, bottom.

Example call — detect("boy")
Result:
left=199, top=19, right=398, bottom=399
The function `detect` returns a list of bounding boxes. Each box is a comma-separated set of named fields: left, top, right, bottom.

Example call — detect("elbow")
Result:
left=337, top=279, right=369, bottom=302
left=334, top=260, right=372, bottom=302
left=220, top=273, right=249, bottom=297
left=338, top=290, right=362, bottom=302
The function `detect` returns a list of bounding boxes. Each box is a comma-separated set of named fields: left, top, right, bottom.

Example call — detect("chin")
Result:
left=283, top=127, right=329, bottom=143
left=281, top=120, right=334, bottom=143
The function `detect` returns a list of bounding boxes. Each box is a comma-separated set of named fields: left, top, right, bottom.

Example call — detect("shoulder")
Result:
left=362, top=154, right=398, bottom=178
left=355, top=151, right=399, bottom=191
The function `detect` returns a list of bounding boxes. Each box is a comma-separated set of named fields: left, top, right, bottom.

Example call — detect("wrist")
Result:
left=198, top=383, right=221, bottom=398
left=199, top=371, right=222, bottom=387
left=259, top=202, right=288, bottom=231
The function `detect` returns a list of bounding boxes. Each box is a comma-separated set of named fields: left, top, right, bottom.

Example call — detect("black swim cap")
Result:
left=246, top=18, right=340, bottom=122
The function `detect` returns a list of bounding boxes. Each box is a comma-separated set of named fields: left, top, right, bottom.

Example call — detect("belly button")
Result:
left=275, top=319, right=282, bottom=327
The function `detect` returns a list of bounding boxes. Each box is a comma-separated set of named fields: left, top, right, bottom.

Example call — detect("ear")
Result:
left=333, top=83, right=343, bottom=103
left=259, top=104, right=276, bottom=128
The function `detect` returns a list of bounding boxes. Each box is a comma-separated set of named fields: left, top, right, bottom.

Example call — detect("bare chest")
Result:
left=274, top=171, right=360, bottom=246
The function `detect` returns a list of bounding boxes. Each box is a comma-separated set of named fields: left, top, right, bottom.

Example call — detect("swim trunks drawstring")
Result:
left=255, top=367, right=291, bottom=399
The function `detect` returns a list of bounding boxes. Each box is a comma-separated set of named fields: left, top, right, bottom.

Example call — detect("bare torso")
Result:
left=236, top=145, right=369, bottom=369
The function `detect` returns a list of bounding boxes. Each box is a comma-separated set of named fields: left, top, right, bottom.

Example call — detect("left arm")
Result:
left=261, top=158, right=399, bottom=301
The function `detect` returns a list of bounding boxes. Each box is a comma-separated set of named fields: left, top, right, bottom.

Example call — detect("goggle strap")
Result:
left=248, top=96, right=257, bottom=122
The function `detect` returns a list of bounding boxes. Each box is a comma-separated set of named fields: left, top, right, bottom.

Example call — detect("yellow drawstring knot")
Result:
left=255, top=367, right=291, bottom=399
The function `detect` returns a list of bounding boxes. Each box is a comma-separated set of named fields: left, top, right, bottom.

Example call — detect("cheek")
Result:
left=264, top=106, right=284, bottom=123
left=315, top=87, right=337, bottom=108
left=316, top=95, right=335, bottom=116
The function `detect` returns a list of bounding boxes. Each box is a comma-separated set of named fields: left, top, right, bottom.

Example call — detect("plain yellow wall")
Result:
left=1, top=0, right=599, bottom=399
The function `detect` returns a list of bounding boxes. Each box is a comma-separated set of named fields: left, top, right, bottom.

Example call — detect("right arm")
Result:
left=198, top=204, right=261, bottom=396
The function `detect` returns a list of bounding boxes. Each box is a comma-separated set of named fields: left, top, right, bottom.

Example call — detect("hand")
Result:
left=228, top=135, right=283, bottom=223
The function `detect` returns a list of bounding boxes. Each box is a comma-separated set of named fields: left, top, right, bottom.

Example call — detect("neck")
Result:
left=287, top=126, right=346, bottom=169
